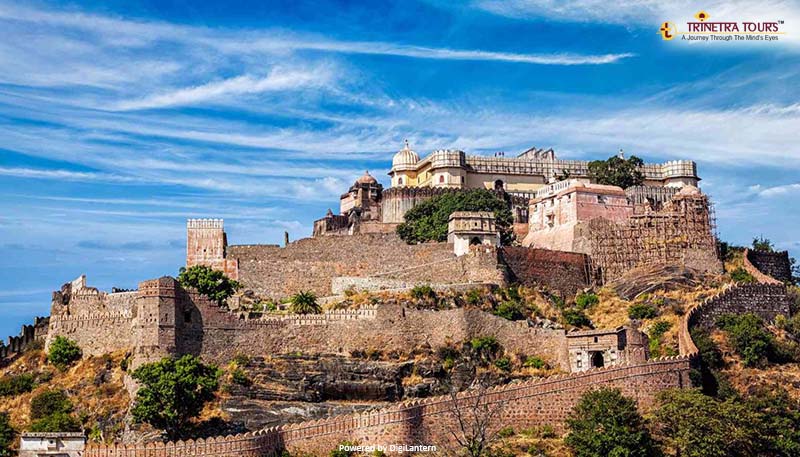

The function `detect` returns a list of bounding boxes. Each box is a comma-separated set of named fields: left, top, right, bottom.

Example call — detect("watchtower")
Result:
left=447, top=211, right=500, bottom=256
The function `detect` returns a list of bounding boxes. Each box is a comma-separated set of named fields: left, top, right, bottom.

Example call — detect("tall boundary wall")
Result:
left=85, top=277, right=795, bottom=456
left=0, top=317, right=49, bottom=361
left=743, top=248, right=792, bottom=284
left=85, top=356, right=691, bottom=457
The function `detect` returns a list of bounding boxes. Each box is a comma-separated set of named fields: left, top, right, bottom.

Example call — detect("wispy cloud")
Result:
left=112, top=66, right=337, bottom=111
left=750, top=183, right=800, bottom=197
left=0, top=167, right=139, bottom=183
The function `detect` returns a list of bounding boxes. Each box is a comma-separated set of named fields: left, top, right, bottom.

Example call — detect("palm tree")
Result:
left=289, top=291, right=321, bottom=314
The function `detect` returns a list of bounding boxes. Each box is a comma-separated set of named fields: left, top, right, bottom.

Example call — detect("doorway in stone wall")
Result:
left=590, top=351, right=605, bottom=368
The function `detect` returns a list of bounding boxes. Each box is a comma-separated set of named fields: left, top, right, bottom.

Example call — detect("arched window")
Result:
left=439, top=175, right=445, bottom=184
left=494, top=179, right=504, bottom=191
left=470, top=237, right=482, bottom=246
left=398, top=177, right=403, bottom=185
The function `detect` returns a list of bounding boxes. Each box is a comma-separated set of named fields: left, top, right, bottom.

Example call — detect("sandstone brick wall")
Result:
left=745, top=249, right=793, bottom=283
left=0, top=317, right=49, bottom=361
left=47, top=313, right=134, bottom=356
left=500, top=247, right=591, bottom=296
left=586, top=191, right=721, bottom=282
left=684, top=283, right=791, bottom=335
left=84, top=356, right=691, bottom=457
left=228, top=234, right=500, bottom=299
left=176, top=287, right=570, bottom=369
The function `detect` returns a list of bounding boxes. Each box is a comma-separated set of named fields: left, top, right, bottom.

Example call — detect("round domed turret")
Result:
left=391, top=140, right=420, bottom=171
left=356, top=170, right=378, bottom=185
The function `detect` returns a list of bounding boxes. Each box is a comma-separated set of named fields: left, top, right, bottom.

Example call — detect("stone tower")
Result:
left=186, top=219, right=238, bottom=279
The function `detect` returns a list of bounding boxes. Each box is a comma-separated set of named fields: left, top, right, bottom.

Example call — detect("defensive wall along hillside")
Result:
left=225, top=233, right=504, bottom=299
left=42, top=276, right=570, bottom=369
left=83, top=274, right=795, bottom=456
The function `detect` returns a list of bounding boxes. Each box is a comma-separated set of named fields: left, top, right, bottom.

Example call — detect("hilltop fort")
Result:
left=2, top=143, right=795, bottom=456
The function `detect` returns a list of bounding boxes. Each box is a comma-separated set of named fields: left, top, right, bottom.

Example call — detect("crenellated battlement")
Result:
left=187, top=218, right=224, bottom=229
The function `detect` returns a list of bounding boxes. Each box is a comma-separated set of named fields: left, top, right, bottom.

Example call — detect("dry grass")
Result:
left=0, top=349, right=130, bottom=440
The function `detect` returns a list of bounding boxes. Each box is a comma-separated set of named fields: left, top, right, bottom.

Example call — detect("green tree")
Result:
left=396, top=189, right=514, bottom=244
left=587, top=155, right=645, bottom=189
left=565, top=388, right=655, bottom=457
left=131, top=355, right=221, bottom=440
left=289, top=291, right=321, bottom=314
left=652, top=388, right=764, bottom=457
left=716, top=313, right=777, bottom=367
left=47, top=336, right=82, bottom=371
left=752, top=236, right=774, bottom=252
left=29, top=390, right=81, bottom=432
left=0, top=412, right=14, bottom=457
left=177, top=265, right=241, bottom=306
left=744, top=387, right=800, bottom=456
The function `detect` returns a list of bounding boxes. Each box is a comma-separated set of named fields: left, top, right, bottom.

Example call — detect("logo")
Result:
left=658, top=21, right=677, bottom=40
left=659, top=11, right=785, bottom=42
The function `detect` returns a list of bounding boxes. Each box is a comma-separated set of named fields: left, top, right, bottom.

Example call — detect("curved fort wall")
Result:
left=85, top=356, right=691, bottom=457
left=744, top=248, right=793, bottom=284
left=83, top=273, right=795, bottom=456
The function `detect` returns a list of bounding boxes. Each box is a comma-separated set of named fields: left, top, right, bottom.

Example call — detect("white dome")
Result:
left=392, top=141, right=419, bottom=171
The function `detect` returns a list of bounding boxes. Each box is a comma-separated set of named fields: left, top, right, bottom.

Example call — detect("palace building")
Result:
left=388, top=141, right=699, bottom=193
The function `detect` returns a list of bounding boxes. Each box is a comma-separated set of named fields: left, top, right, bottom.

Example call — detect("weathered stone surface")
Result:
left=501, top=247, right=591, bottom=296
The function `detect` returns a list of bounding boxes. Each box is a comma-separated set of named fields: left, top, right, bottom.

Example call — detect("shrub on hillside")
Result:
left=177, top=265, right=241, bottom=305
left=562, top=309, right=591, bottom=328
left=289, top=291, right=321, bottom=314
left=717, top=313, right=780, bottom=367
left=493, top=357, right=511, bottom=372
left=730, top=267, right=756, bottom=284
left=131, top=355, right=220, bottom=439
left=565, top=388, right=656, bottom=457
left=410, top=284, right=436, bottom=301
left=647, top=320, right=672, bottom=358
left=523, top=356, right=546, bottom=369
left=493, top=301, right=524, bottom=320
left=575, top=292, right=599, bottom=310
left=628, top=303, right=658, bottom=320
left=0, top=373, right=35, bottom=397
left=29, top=390, right=81, bottom=433
left=653, top=388, right=764, bottom=456
left=47, top=336, right=82, bottom=371
left=396, top=189, right=514, bottom=244
left=0, top=412, right=14, bottom=457
left=469, top=336, right=501, bottom=364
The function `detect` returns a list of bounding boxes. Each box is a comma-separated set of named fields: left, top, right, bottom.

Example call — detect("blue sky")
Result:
left=1, top=0, right=799, bottom=338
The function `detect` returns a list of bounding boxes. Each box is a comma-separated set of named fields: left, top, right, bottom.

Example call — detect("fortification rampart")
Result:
left=500, top=247, right=592, bottom=296
left=81, top=254, right=796, bottom=456
left=586, top=190, right=720, bottom=282
left=0, top=317, right=49, bottom=361
left=744, top=249, right=793, bottom=284
left=227, top=234, right=502, bottom=299
left=687, top=283, right=790, bottom=331
left=85, top=355, right=691, bottom=457
left=176, top=281, right=569, bottom=367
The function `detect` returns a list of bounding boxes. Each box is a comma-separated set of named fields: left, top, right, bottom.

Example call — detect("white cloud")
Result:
left=754, top=183, right=800, bottom=197
left=112, top=66, right=336, bottom=111
left=0, top=167, right=138, bottom=182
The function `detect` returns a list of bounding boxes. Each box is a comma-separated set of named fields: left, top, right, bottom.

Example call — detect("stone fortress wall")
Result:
left=227, top=233, right=503, bottom=300
left=744, top=248, right=793, bottom=284
left=0, top=317, right=49, bottom=361
left=585, top=188, right=720, bottom=282
left=84, top=254, right=795, bottom=457
left=500, top=247, right=593, bottom=297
